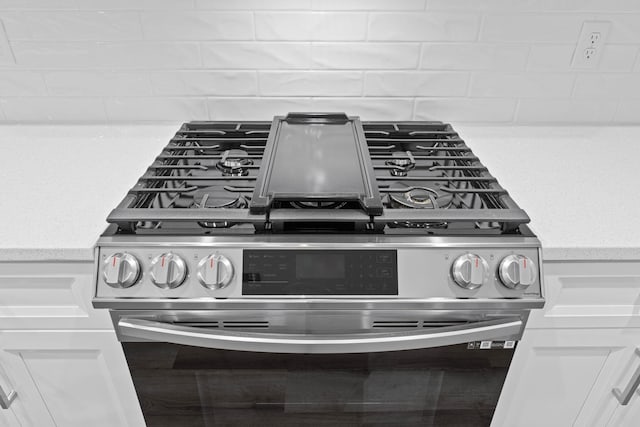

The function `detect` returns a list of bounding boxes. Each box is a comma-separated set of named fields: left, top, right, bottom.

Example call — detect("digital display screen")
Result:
left=242, top=250, right=397, bottom=295
left=296, top=254, right=345, bottom=279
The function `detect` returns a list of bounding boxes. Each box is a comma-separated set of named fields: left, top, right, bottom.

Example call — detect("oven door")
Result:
left=114, top=310, right=525, bottom=427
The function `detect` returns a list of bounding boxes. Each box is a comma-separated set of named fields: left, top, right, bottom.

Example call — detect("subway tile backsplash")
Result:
left=0, top=1, right=638, bottom=123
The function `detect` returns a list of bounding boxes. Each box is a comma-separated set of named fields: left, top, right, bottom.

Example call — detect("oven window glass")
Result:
left=123, top=343, right=513, bottom=427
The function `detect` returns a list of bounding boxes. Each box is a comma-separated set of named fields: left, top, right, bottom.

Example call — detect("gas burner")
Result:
left=191, top=188, right=247, bottom=228
left=386, top=182, right=453, bottom=210
left=216, top=149, right=253, bottom=176
left=386, top=151, right=415, bottom=177
left=291, top=201, right=348, bottom=209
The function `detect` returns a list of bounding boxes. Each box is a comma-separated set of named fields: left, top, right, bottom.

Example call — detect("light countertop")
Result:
left=0, top=124, right=638, bottom=262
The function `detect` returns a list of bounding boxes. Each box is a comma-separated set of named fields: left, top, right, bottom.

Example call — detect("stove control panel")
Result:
left=94, top=244, right=542, bottom=301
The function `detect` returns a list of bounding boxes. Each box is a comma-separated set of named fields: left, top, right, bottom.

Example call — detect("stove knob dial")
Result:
left=451, top=253, right=488, bottom=290
left=198, top=254, right=234, bottom=290
left=499, top=255, right=536, bottom=290
left=149, top=253, right=187, bottom=289
left=103, top=253, right=141, bottom=288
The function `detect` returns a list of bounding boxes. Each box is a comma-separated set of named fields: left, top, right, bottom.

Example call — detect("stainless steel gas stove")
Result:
left=93, top=113, right=543, bottom=426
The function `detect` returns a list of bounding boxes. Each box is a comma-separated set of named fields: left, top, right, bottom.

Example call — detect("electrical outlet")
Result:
left=571, top=21, right=610, bottom=69
left=584, top=48, right=595, bottom=60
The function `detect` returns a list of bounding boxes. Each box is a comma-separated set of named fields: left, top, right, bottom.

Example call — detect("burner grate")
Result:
left=107, top=116, right=529, bottom=234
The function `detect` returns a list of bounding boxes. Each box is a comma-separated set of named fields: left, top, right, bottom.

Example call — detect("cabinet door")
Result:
left=492, top=328, right=640, bottom=427
left=0, top=362, right=20, bottom=427
left=607, top=388, right=640, bottom=427
left=0, top=330, right=145, bottom=427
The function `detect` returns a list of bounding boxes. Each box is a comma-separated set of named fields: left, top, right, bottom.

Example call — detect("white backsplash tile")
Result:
left=197, top=0, right=310, bottom=10
left=97, top=42, right=202, bottom=68
left=312, top=43, right=420, bottom=69
left=516, top=99, right=618, bottom=123
left=207, top=97, right=314, bottom=120
left=2, top=11, right=143, bottom=41
left=421, top=43, right=529, bottom=70
left=310, top=97, right=414, bottom=120
left=0, top=1, right=638, bottom=123
left=414, top=98, right=516, bottom=122
left=151, top=71, right=257, bottom=95
left=312, top=0, right=425, bottom=11
left=368, top=12, right=479, bottom=41
left=45, top=71, right=153, bottom=96
left=141, top=11, right=254, bottom=40
left=614, top=99, right=640, bottom=123
left=11, top=41, right=97, bottom=67
left=1, top=97, right=106, bottom=121
left=0, top=70, right=46, bottom=95
left=258, top=71, right=363, bottom=96
left=105, top=97, right=208, bottom=121
left=202, top=42, right=311, bottom=69
left=365, top=71, right=468, bottom=96
left=481, top=14, right=585, bottom=42
left=469, top=73, right=576, bottom=98
left=573, top=74, right=640, bottom=98
left=255, top=12, right=367, bottom=41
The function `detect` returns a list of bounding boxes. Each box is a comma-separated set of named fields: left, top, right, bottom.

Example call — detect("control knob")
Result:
left=103, top=253, right=141, bottom=288
left=198, top=254, right=234, bottom=289
left=149, top=253, right=187, bottom=289
left=451, top=253, right=488, bottom=290
left=499, top=255, right=536, bottom=289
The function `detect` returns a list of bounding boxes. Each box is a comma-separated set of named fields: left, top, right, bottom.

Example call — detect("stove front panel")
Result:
left=93, top=236, right=543, bottom=305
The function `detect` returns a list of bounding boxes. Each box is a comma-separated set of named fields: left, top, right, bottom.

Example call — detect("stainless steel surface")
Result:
left=451, top=253, right=489, bottom=290
left=149, top=252, right=187, bottom=289
left=117, top=316, right=523, bottom=354
left=94, top=235, right=542, bottom=304
left=0, top=383, right=16, bottom=410
left=197, top=254, right=234, bottom=289
left=102, top=252, right=140, bottom=289
left=97, top=233, right=542, bottom=248
left=95, top=298, right=545, bottom=311
left=613, top=348, right=640, bottom=405
left=94, top=116, right=544, bottom=359
left=499, top=254, right=536, bottom=290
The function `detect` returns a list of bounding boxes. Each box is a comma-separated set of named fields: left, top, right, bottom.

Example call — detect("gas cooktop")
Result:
left=106, top=112, right=531, bottom=236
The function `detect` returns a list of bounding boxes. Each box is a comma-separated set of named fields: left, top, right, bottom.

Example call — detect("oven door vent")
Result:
left=222, top=320, right=269, bottom=329
left=372, top=320, right=420, bottom=328
left=372, top=320, right=470, bottom=329
left=171, top=320, right=270, bottom=329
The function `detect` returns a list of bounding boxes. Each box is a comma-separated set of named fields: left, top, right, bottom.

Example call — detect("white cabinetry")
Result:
left=493, top=260, right=640, bottom=427
left=0, top=261, right=145, bottom=427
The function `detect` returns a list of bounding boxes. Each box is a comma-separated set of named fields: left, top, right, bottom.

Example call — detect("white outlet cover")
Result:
left=571, top=21, right=611, bottom=69
left=0, top=20, right=15, bottom=65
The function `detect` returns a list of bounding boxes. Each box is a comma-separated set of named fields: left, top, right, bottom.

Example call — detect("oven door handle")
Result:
left=117, top=317, right=523, bottom=354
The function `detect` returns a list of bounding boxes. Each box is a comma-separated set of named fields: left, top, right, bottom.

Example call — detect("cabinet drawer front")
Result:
left=529, top=261, right=640, bottom=329
left=0, top=261, right=111, bottom=329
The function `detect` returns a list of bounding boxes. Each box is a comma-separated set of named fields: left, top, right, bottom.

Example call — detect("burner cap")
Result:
left=386, top=151, right=415, bottom=177
left=387, top=181, right=452, bottom=209
left=216, top=149, right=253, bottom=176
left=191, top=187, right=247, bottom=228
left=291, top=200, right=347, bottom=209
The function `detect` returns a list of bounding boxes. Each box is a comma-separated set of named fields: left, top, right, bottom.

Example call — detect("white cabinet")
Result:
left=0, top=261, right=145, bottom=427
left=493, top=259, right=640, bottom=427
left=493, top=328, right=640, bottom=427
